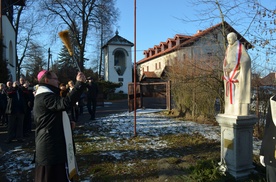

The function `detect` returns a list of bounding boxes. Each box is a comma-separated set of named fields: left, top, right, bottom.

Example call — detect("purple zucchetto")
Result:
left=37, top=70, right=47, bottom=82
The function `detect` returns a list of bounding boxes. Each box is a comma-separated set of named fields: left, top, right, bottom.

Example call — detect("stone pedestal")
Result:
left=216, top=114, right=257, bottom=180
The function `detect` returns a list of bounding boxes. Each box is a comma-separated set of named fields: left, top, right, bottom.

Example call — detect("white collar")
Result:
left=270, top=96, right=276, bottom=126
left=35, top=86, right=53, bottom=96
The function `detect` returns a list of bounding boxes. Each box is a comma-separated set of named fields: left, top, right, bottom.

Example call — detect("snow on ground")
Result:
left=0, top=108, right=263, bottom=181
left=79, top=109, right=220, bottom=141
left=75, top=108, right=262, bottom=168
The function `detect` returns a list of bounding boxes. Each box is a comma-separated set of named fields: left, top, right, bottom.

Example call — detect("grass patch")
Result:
left=73, top=125, right=266, bottom=182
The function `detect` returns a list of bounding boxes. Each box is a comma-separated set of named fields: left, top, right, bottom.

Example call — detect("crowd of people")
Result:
left=59, top=76, right=99, bottom=122
left=0, top=71, right=99, bottom=181
left=0, top=74, right=98, bottom=146
left=0, top=78, right=34, bottom=143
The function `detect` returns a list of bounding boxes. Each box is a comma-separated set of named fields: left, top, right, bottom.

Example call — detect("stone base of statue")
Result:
left=216, top=114, right=257, bottom=180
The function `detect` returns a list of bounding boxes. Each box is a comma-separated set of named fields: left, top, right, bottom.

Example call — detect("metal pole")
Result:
left=133, top=0, right=137, bottom=136
left=99, top=23, right=103, bottom=78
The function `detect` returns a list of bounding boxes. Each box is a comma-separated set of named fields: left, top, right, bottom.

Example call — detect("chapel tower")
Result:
left=102, top=30, right=134, bottom=93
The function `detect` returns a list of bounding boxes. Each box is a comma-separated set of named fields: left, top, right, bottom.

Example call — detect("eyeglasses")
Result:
left=50, top=77, right=59, bottom=80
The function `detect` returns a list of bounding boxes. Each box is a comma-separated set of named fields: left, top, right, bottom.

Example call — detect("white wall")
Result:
left=2, top=15, right=16, bottom=81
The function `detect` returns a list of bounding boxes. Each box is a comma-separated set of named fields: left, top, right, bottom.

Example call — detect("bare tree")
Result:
left=184, top=0, right=276, bottom=75
left=23, top=41, right=47, bottom=84
left=12, top=0, right=41, bottom=79
left=95, top=0, right=116, bottom=78
left=166, top=42, right=223, bottom=120
left=39, top=0, right=119, bottom=71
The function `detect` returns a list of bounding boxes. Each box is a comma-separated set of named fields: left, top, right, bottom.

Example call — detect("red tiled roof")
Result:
left=142, top=72, right=158, bottom=78
left=154, top=45, right=161, bottom=49
left=261, top=72, right=276, bottom=86
left=173, top=34, right=191, bottom=40
left=166, top=38, right=175, bottom=43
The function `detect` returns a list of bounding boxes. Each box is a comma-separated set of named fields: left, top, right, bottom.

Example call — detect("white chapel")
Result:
left=102, top=31, right=134, bottom=93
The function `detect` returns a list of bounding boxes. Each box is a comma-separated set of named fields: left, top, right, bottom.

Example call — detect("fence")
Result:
left=128, top=81, right=171, bottom=112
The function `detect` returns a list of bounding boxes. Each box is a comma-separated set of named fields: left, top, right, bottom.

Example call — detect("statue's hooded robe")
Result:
left=223, top=40, right=251, bottom=115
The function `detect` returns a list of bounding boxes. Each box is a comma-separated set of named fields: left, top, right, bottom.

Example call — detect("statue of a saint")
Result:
left=223, top=32, right=251, bottom=115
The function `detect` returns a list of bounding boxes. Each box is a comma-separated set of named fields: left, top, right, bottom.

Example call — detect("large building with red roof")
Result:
left=137, top=21, right=252, bottom=82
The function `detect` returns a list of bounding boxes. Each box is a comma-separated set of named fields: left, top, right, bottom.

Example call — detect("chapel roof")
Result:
left=102, top=30, right=134, bottom=48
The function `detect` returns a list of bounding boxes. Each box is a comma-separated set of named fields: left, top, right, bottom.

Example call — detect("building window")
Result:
left=207, top=52, right=212, bottom=56
left=155, top=62, right=161, bottom=70
left=8, top=41, right=13, bottom=67
left=213, top=34, right=218, bottom=41
left=207, top=52, right=212, bottom=62
left=118, top=78, right=124, bottom=82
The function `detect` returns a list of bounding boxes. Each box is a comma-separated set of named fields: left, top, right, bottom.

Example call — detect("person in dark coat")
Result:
left=33, top=70, right=86, bottom=182
left=22, top=81, right=34, bottom=137
left=0, top=83, right=7, bottom=125
left=68, top=80, right=79, bottom=122
left=59, top=83, right=69, bottom=97
left=260, top=95, right=276, bottom=181
left=86, top=77, right=98, bottom=120
left=5, top=81, right=12, bottom=124
left=5, top=81, right=27, bottom=143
